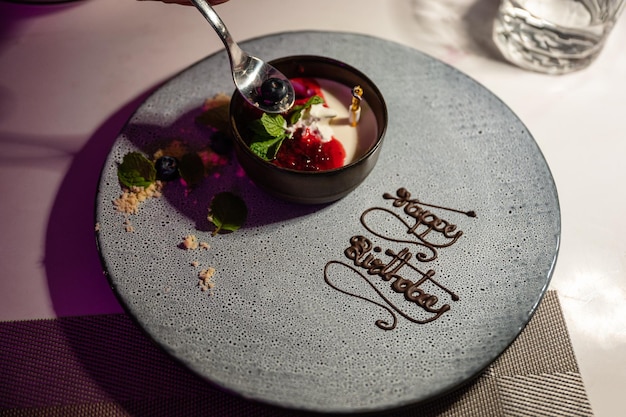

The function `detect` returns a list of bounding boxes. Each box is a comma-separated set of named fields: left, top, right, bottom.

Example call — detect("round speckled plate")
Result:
left=95, top=31, right=560, bottom=414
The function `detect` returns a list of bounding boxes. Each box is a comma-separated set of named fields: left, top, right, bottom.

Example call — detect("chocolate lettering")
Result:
left=360, top=188, right=475, bottom=262
left=324, top=188, right=475, bottom=330
left=346, top=238, right=457, bottom=310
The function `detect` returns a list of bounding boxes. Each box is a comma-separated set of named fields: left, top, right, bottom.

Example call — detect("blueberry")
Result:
left=210, top=131, right=233, bottom=155
left=260, top=78, right=289, bottom=104
left=155, top=156, right=179, bottom=181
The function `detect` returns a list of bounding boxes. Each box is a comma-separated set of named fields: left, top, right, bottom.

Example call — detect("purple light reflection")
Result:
left=43, top=91, right=154, bottom=317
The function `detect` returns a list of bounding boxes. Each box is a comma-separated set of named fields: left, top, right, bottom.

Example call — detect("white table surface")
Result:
left=1, top=0, right=624, bottom=415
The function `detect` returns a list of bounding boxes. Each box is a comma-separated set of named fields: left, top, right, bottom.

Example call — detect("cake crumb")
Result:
left=202, top=93, right=231, bottom=111
left=113, top=181, right=163, bottom=215
left=191, top=261, right=199, bottom=267
left=123, top=219, right=134, bottom=233
left=153, top=139, right=189, bottom=160
left=95, top=223, right=100, bottom=232
left=199, top=241, right=210, bottom=250
left=199, top=267, right=216, bottom=294
left=181, top=235, right=199, bottom=250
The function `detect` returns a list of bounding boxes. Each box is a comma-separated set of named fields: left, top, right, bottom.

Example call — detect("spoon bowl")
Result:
left=190, top=0, right=295, bottom=113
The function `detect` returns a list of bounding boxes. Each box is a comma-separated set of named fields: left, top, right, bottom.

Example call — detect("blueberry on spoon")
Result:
left=260, top=78, right=290, bottom=106
left=189, top=0, right=295, bottom=113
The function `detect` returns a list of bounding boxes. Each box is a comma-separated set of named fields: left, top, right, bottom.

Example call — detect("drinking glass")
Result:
left=493, top=0, right=625, bottom=74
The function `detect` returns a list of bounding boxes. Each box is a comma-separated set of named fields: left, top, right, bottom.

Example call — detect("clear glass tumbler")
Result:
left=493, top=0, right=625, bottom=74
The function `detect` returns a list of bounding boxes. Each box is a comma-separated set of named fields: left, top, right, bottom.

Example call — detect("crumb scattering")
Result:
left=123, top=219, right=134, bottom=233
left=153, top=139, right=189, bottom=160
left=202, top=93, right=230, bottom=111
left=181, top=235, right=199, bottom=250
left=113, top=182, right=163, bottom=215
left=198, top=267, right=216, bottom=293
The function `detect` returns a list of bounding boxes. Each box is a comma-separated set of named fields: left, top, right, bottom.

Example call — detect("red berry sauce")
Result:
left=291, top=77, right=324, bottom=105
left=274, top=126, right=346, bottom=171
left=273, top=78, right=347, bottom=171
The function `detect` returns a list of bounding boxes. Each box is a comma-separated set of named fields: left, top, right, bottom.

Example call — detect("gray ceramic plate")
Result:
left=95, top=31, right=560, bottom=414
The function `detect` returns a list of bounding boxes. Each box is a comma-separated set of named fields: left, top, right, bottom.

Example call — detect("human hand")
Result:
left=140, top=0, right=229, bottom=5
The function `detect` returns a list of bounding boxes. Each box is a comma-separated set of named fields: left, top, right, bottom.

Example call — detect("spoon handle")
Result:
left=189, top=0, right=246, bottom=70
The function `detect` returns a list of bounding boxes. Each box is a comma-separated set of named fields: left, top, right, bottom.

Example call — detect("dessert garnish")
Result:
left=112, top=183, right=163, bottom=216
left=207, top=191, right=248, bottom=235
left=208, top=131, right=233, bottom=155
left=260, top=77, right=290, bottom=106
left=195, top=93, right=231, bottom=133
left=117, top=152, right=156, bottom=189
left=287, top=95, right=325, bottom=125
left=349, top=85, right=363, bottom=127
left=178, top=152, right=205, bottom=188
left=246, top=78, right=364, bottom=171
left=188, top=0, right=294, bottom=113
left=112, top=95, right=248, bottom=237
left=114, top=152, right=163, bottom=216
left=324, top=188, right=476, bottom=330
left=247, top=94, right=325, bottom=161
left=198, top=267, right=216, bottom=293
left=155, top=156, right=180, bottom=181
left=181, top=234, right=200, bottom=250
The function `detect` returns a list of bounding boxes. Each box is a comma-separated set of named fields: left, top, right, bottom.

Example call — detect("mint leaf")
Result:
left=208, top=192, right=248, bottom=235
left=249, top=135, right=286, bottom=161
left=289, top=95, right=325, bottom=124
left=259, top=113, right=286, bottom=137
left=249, top=115, right=278, bottom=138
left=178, top=153, right=204, bottom=187
left=117, top=152, right=156, bottom=189
left=248, top=113, right=288, bottom=160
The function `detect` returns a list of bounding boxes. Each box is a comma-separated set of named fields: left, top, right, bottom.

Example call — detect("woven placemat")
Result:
left=0, top=291, right=592, bottom=416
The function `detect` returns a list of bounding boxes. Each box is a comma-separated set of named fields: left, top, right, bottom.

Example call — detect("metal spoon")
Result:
left=189, top=0, right=295, bottom=113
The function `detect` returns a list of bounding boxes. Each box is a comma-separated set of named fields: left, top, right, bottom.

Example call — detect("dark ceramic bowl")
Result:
left=230, top=55, right=388, bottom=204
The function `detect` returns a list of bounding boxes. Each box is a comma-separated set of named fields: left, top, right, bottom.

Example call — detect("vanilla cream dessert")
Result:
left=302, top=78, right=378, bottom=164
left=246, top=77, right=379, bottom=171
